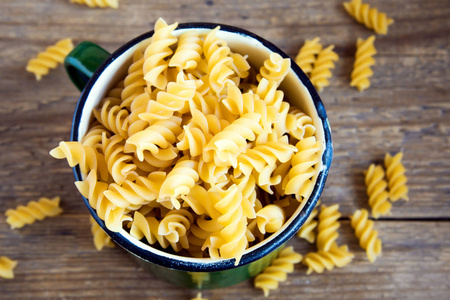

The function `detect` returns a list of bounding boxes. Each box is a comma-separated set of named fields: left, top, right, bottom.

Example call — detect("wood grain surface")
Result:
left=0, top=0, right=449, bottom=299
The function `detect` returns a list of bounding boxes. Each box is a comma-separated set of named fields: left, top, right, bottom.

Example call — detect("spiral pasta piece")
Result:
left=286, top=107, right=316, bottom=140
left=316, top=204, right=341, bottom=251
left=256, top=204, right=285, bottom=234
left=125, top=116, right=182, bottom=161
left=203, top=26, right=235, bottom=95
left=294, top=37, right=322, bottom=75
left=365, top=164, right=391, bottom=218
left=385, top=152, right=409, bottom=201
left=296, top=200, right=320, bottom=243
left=343, top=0, right=394, bottom=35
left=0, top=256, right=18, bottom=279
left=81, top=123, right=110, bottom=153
left=255, top=78, right=284, bottom=110
left=5, top=197, right=63, bottom=229
left=158, top=209, right=194, bottom=249
left=169, top=31, right=203, bottom=70
left=181, top=185, right=220, bottom=218
left=75, top=170, right=132, bottom=232
left=254, top=246, right=303, bottom=297
left=303, top=245, right=354, bottom=275
left=284, top=136, right=322, bottom=200
left=350, top=209, right=382, bottom=262
left=120, top=50, right=146, bottom=109
left=257, top=53, right=291, bottom=87
left=90, top=217, right=115, bottom=251
left=159, top=159, right=199, bottom=209
left=103, top=171, right=166, bottom=208
left=26, top=38, right=74, bottom=80
left=93, top=99, right=129, bottom=139
left=50, top=141, right=109, bottom=181
left=351, top=35, right=376, bottom=92
left=309, top=45, right=339, bottom=92
left=143, top=18, right=178, bottom=90
left=70, top=0, right=118, bottom=8
left=204, top=113, right=263, bottom=168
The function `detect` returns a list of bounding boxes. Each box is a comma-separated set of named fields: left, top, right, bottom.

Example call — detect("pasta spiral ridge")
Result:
left=188, top=217, right=223, bottom=258
left=103, top=171, right=166, bottom=208
left=93, top=99, right=129, bottom=139
left=81, top=123, right=110, bottom=153
left=296, top=200, right=320, bottom=243
left=143, top=18, right=178, bottom=90
left=90, top=216, right=115, bottom=251
left=286, top=107, right=316, bottom=140
left=75, top=170, right=132, bottom=232
left=70, top=0, right=119, bottom=8
left=0, top=256, right=18, bottom=279
left=256, top=53, right=291, bottom=87
left=385, top=152, right=409, bottom=201
left=294, top=37, right=322, bottom=75
left=309, top=45, right=339, bottom=92
left=26, top=38, right=74, bottom=80
left=169, top=31, right=203, bottom=70
left=5, top=197, right=63, bottom=229
left=256, top=204, right=285, bottom=234
left=255, top=78, right=284, bottom=110
left=254, top=246, right=303, bottom=297
left=102, top=133, right=139, bottom=185
left=351, top=35, right=376, bottom=92
left=303, top=245, right=354, bottom=275
left=350, top=209, right=382, bottom=262
left=120, top=50, right=146, bottom=109
left=204, top=113, right=263, bottom=168
left=316, top=204, right=341, bottom=251
left=365, top=164, right=391, bottom=218
left=158, top=209, right=194, bottom=249
left=284, top=136, right=322, bottom=200
left=343, top=0, right=394, bottom=35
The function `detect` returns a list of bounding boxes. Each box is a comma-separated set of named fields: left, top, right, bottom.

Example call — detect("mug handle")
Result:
left=64, top=41, right=111, bottom=91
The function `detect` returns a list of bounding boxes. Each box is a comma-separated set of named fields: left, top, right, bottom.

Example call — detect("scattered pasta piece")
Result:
left=316, top=204, right=341, bottom=251
left=294, top=37, right=322, bottom=75
left=365, top=164, right=391, bottom=218
left=296, top=199, right=320, bottom=243
left=26, top=38, right=74, bottom=81
left=90, top=217, right=115, bottom=251
left=70, top=0, right=119, bottom=9
left=350, top=35, right=376, bottom=92
left=350, top=209, right=382, bottom=262
left=343, top=0, right=394, bottom=35
left=309, top=45, right=339, bottom=92
left=303, top=245, right=354, bottom=275
left=385, top=152, right=409, bottom=201
left=191, top=292, right=208, bottom=300
left=5, top=197, right=63, bottom=229
left=0, top=256, right=18, bottom=279
left=254, top=246, right=303, bottom=297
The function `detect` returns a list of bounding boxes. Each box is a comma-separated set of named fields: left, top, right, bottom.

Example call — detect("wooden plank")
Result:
left=0, top=217, right=448, bottom=299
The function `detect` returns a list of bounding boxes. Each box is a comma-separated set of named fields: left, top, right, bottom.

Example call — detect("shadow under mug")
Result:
left=64, top=22, right=333, bottom=290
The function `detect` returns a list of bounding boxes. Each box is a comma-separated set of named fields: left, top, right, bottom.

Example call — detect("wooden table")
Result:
left=1, top=0, right=449, bottom=299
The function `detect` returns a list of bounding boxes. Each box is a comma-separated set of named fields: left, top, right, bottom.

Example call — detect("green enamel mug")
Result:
left=64, top=22, right=333, bottom=289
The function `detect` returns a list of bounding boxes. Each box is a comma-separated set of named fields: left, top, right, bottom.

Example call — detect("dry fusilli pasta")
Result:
left=0, top=256, right=18, bottom=279
left=350, top=35, right=376, bottom=92
left=303, top=245, right=354, bottom=275
left=90, top=217, right=115, bottom=251
left=5, top=197, right=63, bottom=229
left=26, top=38, right=74, bottom=81
left=365, top=164, right=391, bottom=218
left=254, top=246, right=303, bottom=297
left=343, top=0, right=394, bottom=35
left=385, top=152, right=409, bottom=201
left=296, top=200, right=320, bottom=243
left=309, top=45, right=339, bottom=92
left=350, top=209, right=382, bottom=262
left=295, top=37, right=322, bottom=75
left=316, top=204, right=341, bottom=251
left=70, top=0, right=119, bottom=8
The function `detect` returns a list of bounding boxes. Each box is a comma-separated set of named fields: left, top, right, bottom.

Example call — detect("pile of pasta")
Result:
left=50, top=18, right=323, bottom=265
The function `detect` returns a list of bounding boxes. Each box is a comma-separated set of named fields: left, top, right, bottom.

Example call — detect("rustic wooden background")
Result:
left=0, top=0, right=449, bottom=299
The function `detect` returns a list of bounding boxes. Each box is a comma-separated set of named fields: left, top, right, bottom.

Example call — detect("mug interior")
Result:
left=72, top=23, right=332, bottom=272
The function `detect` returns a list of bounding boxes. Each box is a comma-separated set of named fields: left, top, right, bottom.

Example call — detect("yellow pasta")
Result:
left=316, top=204, right=341, bottom=251
left=5, top=197, right=63, bottom=229
left=257, top=53, right=291, bottom=87
left=350, top=35, right=376, bottom=92
left=169, top=31, right=203, bottom=70
left=0, top=256, right=18, bottom=279
left=343, top=0, right=394, bottom=35
left=90, top=217, right=115, bottom=251
left=303, top=245, right=354, bottom=275
left=296, top=200, right=320, bottom=243
left=26, top=38, right=74, bottom=81
left=191, top=292, right=208, bottom=300
left=385, top=152, right=409, bottom=201
left=365, top=164, right=391, bottom=218
left=309, top=45, right=339, bottom=92
left=350, top=209, right=382, bottom=262
left=254, top=246, right=303, bottom=297
left=295, top=37, right=322, bottom=75
left=120, top=50, right=147, bottom=109
left=70, top=0, right=119, bottom=8
left=256, top=204, right=285, bottom=234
